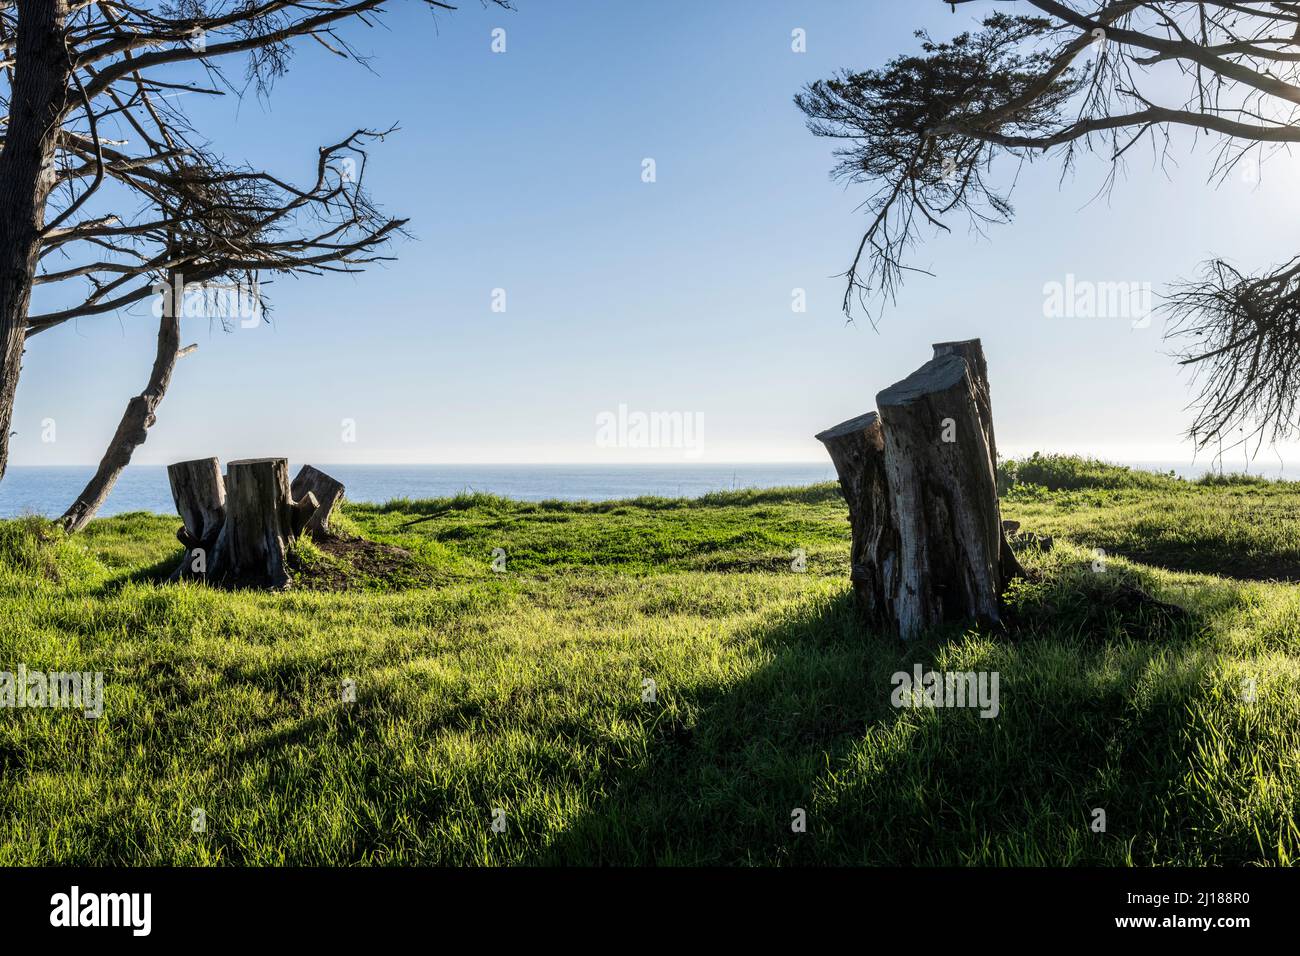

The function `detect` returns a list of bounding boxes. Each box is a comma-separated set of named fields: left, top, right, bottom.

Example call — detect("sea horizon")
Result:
left=0, top=462, right=838, bottom=519
left=1, top=457, right=1297, bottom=520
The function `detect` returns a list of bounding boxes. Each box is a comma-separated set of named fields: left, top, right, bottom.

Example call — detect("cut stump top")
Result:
left=876, top=354, right=968, bottom=409
left=815, top=411, right=879, bottom=443
left=227, top=457, right=289, bottom=468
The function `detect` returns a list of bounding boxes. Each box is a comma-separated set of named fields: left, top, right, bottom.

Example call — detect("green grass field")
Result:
left=1, top=455, right=1297, bottom=865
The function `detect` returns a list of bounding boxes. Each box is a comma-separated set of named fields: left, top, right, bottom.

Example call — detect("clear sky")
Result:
left=14, top=0, right=1300, bottom=468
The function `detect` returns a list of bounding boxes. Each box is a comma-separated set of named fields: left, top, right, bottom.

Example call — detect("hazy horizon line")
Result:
left=7, top=457, right=1295, bottom=470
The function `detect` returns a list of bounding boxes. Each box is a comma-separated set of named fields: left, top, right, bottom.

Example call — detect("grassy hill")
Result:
left=0, top=455, right=1297, bottom=865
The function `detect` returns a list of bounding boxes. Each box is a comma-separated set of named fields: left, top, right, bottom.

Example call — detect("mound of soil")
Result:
left=290, top=533, right=438, bottom=592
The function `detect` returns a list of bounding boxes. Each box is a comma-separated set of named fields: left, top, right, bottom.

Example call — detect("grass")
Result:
left=0, top=456, right=1297, bottom=865
left=1001, top=453, right=1300, bottom=581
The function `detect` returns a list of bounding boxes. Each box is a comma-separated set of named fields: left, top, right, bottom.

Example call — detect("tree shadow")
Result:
left=77, top=548, right=184, bottom=597
left=51, top=559, right=1263, bottom=865
left=529, top=581, right=1228, bottom=865
left=1085, top=540, right=1300, bottom=583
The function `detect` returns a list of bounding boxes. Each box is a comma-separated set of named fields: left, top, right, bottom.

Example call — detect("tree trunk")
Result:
left=290, top=464, right=344, bottom=535
left=209, top=458, right=293, bottom=589
left=816, top=338, right=1019, bottom=639
left=167, top=457, right=226, bottom=581
left=61, top=295, right=183, bottom=533
left=0, top=1, right=73, bottom=484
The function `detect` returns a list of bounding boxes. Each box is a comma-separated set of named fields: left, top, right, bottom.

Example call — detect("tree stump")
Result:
left=289, top=464, right=344, bottom=535
left=931, top=339, right=1024, bottom=583
left=817, top=338, right=1019, bottom=638
left=167, top=457, right=226, bottom=581
left=209, top=458, right=294, bottom=589
left=813, top=412, right=899, bottom=629
left=290, top=491, right=320, bottom=537
left=166, top=457, right=344, bottom=589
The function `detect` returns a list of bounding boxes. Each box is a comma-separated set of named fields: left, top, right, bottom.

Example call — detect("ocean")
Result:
left=2, top=459, right=1293, bottom=520
left=0, top=463, right=839, bottom=519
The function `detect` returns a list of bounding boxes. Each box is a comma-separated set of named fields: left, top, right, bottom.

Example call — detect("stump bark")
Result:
left=210, top=458, right=294, bottom=589
left=931, top=339, right=1024, bottom=583
left=167, top=457, right=225, bottom=581
left=817, top=338, right=1019, bottom=638
left=290, top=464, right=344, bottom=535
left=813, top=412, right=898, bottom=627
left=290, top=491, right=320, bottom=537
left=167, top=457, right=344, bottom=589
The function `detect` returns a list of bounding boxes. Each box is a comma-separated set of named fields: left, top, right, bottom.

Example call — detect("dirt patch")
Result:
left=290, top=533, right=438, bottom=592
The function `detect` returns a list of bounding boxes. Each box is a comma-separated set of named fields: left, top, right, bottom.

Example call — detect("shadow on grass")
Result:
left=1086, top=541, right=1300, bottom=584
left=82, top=548, right=185, bottom=595
left=528, top=582, right=1229, bottom=866
left=65, top=562, right=1271, bottom=866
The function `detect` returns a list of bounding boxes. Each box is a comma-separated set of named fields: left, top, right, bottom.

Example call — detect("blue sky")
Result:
left=14, top=0, right=1300, bottom=468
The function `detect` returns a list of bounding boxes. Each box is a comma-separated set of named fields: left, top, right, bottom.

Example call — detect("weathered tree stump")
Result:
left=932, top=339, right=1024, bottom=583
left=290, top=491, right=321, bottom=537
left=877, top=352, right=1004, bottom=636
left=167, top=457, right=226, bottom=581
left=290, top=464, right=344, bottom=535
left=166, top=457, right=344, bottom=589
left=814, top=412, right=898, bottom=628
left=817, top=338, right=1020, bottom=638
left=209, top=458, right=294, bottom=589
